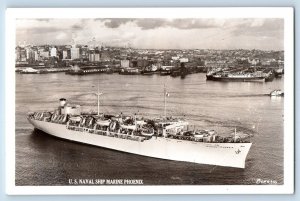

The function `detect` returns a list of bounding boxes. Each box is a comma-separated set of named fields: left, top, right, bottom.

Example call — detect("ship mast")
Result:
left=234, top=127, right=237, bottom=142
left=164, top=84, right=168, bottom=119
left=93, top=83, right=103, bottom=116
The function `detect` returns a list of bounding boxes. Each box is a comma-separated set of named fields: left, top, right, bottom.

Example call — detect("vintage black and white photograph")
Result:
left=6, top=8, right=294, bottom=194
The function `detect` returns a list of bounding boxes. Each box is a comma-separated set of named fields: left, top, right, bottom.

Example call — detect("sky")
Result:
left=16, top=18, right=284, bottom=50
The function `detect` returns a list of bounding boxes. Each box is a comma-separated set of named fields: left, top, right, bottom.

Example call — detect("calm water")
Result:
left=15, top=73, right=284, bottom=185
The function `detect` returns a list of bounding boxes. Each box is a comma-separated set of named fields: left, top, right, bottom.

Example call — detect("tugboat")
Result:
left=270, top=89, right=284, bottom=97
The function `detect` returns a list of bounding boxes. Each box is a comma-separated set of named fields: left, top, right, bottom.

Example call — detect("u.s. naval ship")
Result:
left=27, top=88, right=252, bottom=169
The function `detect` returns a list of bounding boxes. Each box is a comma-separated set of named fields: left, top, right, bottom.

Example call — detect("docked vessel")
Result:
left=119, top=67, right=140, bottom=75
left=274, top=68, right=284, bottom=78
left=160, top=66, right=173, bottom=76
left=206, top=70, right=265, bottom=82
left=66, top=65, right=113, bottom=75
left=19, top=67, right=40, bottom=74
left=141, top=64, right=159, bottom=75
left=40, top=67, right=71, bottom=74
left=264, top=70, right=275, bottom=82
left=27, top=88, right=252, bottom=168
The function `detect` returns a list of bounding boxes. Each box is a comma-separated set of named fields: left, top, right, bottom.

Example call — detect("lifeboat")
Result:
left=120, top=124, right=136, bottom=130
left=96, top=119, right=111, bottom=126
left=194, top=134, right=204, bottom=138
left=141, top=124, right=155, bottom=136
left=69, top=116, right=81, bottom=122
left=141, top=128, right=154, bottom=137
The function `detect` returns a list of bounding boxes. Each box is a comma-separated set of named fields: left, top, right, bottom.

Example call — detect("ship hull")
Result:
left=28, top=118, right=252, bottom=168
left=119, top=72, right=140, bottom=75
left=66, top=69, right=113, bottom=75
left=19, top=71, right=40, bottom=74
left=141, top=71, right=159, bottom=75
left=207, top=76, right=265, bottom=82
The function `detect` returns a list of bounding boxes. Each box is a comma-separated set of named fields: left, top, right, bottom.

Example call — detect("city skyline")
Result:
left=16, top=18, right=284, bottom=51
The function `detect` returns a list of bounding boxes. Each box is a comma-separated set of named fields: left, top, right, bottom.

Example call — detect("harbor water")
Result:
left=15, top=73, right=284, bottom=185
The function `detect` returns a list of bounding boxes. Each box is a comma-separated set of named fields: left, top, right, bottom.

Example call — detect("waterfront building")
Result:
left=15, top=47, right=22, bottom=61
left=63, top=50, right=68, bottom=59
left=89, top=53, right=95, bottom=62
left=40, top=50, right=50, bottom=58
left=63, top=49, right=71, bottom=60
left=50, top=47, right=57, bottom=57
left=95, top=53, right=100, bottom=62
left=34, top=51, right=39, bottom=61
left=172, top=56, right=179, bottom=61
left=80, top=46, right=89, bottom=60
left=26, top=48, right=37, bottom=63
left=71, top=47, right=80, bottom=60
left=179, top=58, right=189, bottom=63
left=121, top=60, right=130, bottom=68
left=100, top=51, right=111, bottom=61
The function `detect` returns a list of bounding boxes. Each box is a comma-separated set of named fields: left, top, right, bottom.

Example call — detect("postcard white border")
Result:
left=5, top=7, right=294, bottom=195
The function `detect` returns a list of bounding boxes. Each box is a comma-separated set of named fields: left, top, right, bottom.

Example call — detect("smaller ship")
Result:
left=119, top=68, right=140, bottom=75
left=39, top=67, right=71, bottom=74
left=274, top=68, right=284, bottom=78
left=141, top=64, right=159, bottom=75
left=270, top=89, right=284, bottom=97
left=160, top=66, right=173, bottom=76
left=66, top=65, right=113, bottom=75
left=206, top=70, right=265, bottom=82
left=264, top=70, right=275, bottom=82
left=19, top=67, right=40, bottom=74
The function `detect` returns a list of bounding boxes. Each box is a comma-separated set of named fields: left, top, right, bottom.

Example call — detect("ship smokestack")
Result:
left=59, top=98, right=67, bottom=107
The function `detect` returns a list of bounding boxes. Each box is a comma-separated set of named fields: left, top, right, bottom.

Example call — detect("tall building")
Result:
left=20, top=49, right=27, bottom=61
left=95, top=53, right=100, bottom=62
left=40, top=51, right=49, bottom=58
left=89, top=53, right=95, bottom=62
left=63, top=50, right=68, bottom=59
left=50, top=47, right=57, bottom=57
left=15, top=47, right=22, bottom=61
left=71, top=47, right=80, bottom=60
left=34, top=51, right=39, bottom=61
left=63, top=49, right=71, bottom=60
left=26, top=48, right=37, bottom=63
left=80, top=46, right=89, bottom=60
